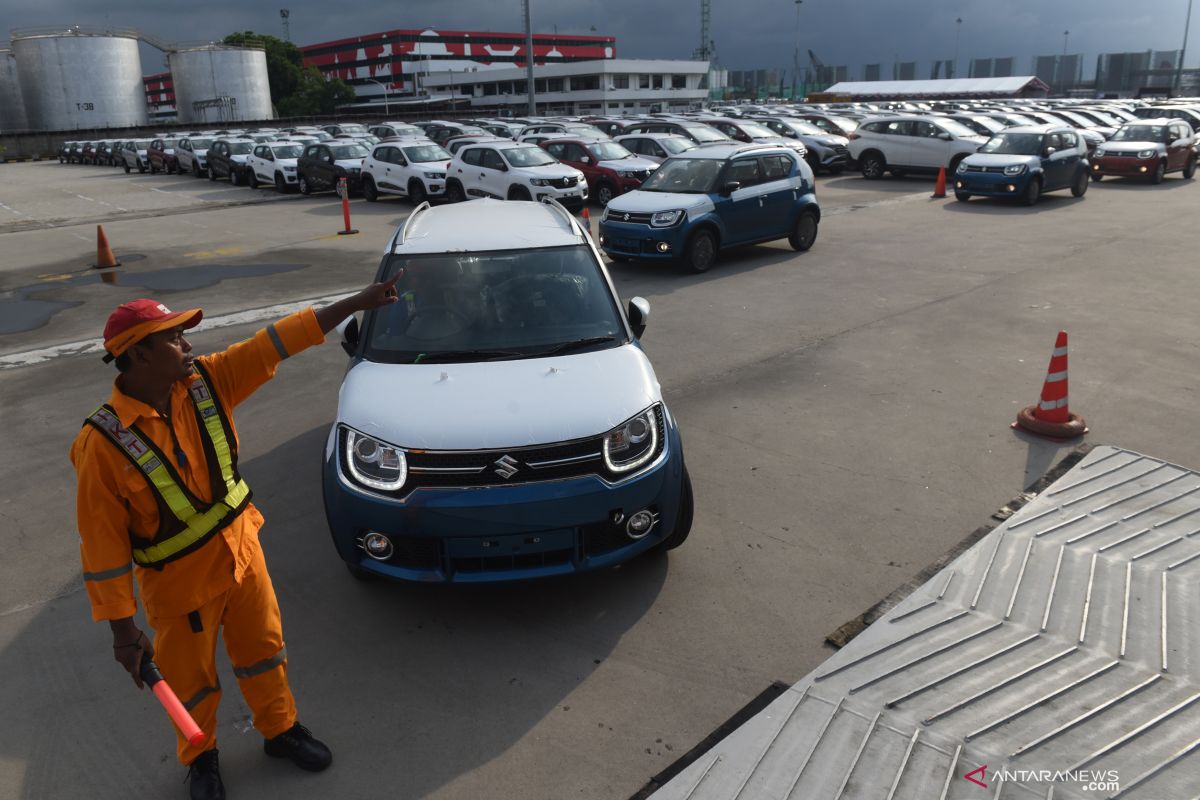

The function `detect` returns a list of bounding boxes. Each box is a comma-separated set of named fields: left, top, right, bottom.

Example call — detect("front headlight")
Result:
left=651, top=209, right=684, bottom=227
left=1004, top=164, right=1026, bottom=175
left=424, top=171, right=445, bottom=179
left=1137, top=149, right=1156, bottom=160
left=529, top=178, right=550, bottom=186
left=343, top=428, right=407, bottom=491
left=603, top=406, right=661, bottom=474
left=956, top=160, right=969, bottom=173
left=283, top=166, right=296, bottom=172
left=1095, top=148, right=1106, bottom=157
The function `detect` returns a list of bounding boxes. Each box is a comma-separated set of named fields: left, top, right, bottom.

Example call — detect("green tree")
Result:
left=222, top=31, right=356, bottom=116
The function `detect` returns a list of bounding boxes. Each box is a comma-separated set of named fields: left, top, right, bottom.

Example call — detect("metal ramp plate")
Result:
left=651, top=446, right=1200, bottom=799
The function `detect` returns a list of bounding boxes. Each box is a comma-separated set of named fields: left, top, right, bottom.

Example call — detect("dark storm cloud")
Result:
left=7, top=0, right=1194, bottom=76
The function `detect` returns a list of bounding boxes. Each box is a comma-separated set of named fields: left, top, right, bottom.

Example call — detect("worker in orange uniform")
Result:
left=70, top=276, right=399, bottom=800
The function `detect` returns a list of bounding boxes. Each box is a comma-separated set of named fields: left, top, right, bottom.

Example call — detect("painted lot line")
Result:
left=0, top=291, right=355, bottom=371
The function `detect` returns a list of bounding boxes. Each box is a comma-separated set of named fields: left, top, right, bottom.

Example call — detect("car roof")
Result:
left=1001, top=124, right=1056, bottom=134
left=392, top=199, right=584, bottom=254
left=1131, top=117, right=1179, bottom=125
left=615, top=132, right=690, bottom=141
left=671, top=142, right=791, bottom=160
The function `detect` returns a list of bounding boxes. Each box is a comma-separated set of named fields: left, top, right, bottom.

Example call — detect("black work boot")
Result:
left=264, top=722, right=332, bottom=772
left=185, top=749, right=225, bottom=800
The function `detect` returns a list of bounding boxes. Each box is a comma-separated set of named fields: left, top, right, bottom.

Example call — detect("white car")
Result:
left=121, top=139, right=153, bottom=174
left=362, top=140, right=453, bottom=204
left=321, top=199, right=691, bottom=583
left=245, top=141, right=305, bottom=192
left=849, top=115, right=987, bottom=179
left=614, top=133, right=699, bottom=164
left=446, top=141, right=588, bottom=209
left=517, top=122, right=609, bottom=140
left=176, top=136, right=214, bottom=177
left=369, top=122, right=426, bottom=140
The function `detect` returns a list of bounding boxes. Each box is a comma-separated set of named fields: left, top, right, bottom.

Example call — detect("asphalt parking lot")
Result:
left=2, top=160, right=1200, bottom=799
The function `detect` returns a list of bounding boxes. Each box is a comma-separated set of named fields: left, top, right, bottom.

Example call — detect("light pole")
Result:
left=365, top=78, right=390, bottom=117
left=523, top=0, right=536, bottom=115
left=954, top=17, right=962, bottom=78
left=1177, top=0, right=1194, bottom=95
left=1060, top=30, right=1070, bottom=95
left=279, top=9, right=290, bottom=42
left=792, top=0, right=802, bottom=99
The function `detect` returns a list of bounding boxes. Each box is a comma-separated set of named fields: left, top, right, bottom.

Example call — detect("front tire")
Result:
left=860, top=152, right=886, bottom=179
left=656, top=468, right=693, bottom=551
left=508, top=185, right=532, bottom=201
left=1185, top=158, right=1197, bottom=179
left=208, top=166, right=217, bottom=182
left=788, top=210, right=818, bottom=252
left=595, top=181, right=616, bottom=206
left=445, top=180, right=465, bottom=203
left=1071, top=170, right=1089, bottom=198
left=230, top=168, right=241, bottom=187
left=247, top=170, right=258, bottom=189
left=275, top=173, right=287, bottom=193
left=362, top=175, right=379, bottom=202
left=298, top=175, right=311, bottom=195
left=1021, top=177, right=1041, bottom=206
left=1090, top=172, right=1103, bottom=182
left=124, top=163, right=131, bottom=174
left=1151, top=160, right=1166, bottom=184
left=681, top=228, right=717, bottom=273
left=408, top=180, right=427, bottom=205
left=955, top=191, right=971, bottom=202
left=137, top=161, right=146, bottom=174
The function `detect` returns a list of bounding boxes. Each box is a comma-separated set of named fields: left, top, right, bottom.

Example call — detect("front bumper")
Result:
left=1091, top=156, right=1157, bottom=177
left=598, top=218, right=689, bottom=260
left=953, top=170, right=1035, bottom=197
left=532, top=182, right=588, bottom=207
left=817, top=147, right=850, bottom=169
left=322, top=424, right=685, bottom=583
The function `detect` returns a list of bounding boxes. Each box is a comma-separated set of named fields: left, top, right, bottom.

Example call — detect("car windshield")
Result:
left=683, top=125, right=729, bottom=142
left=503, top=147, right=557, bottom=167
left=660, top=137, right=696, bottom=154
left=638, top=157, right=723, bottom=193
left=391, top=125, right=422, bottom=136
left=589, top=141, right=633, bottom=160
left=738, top=123, right=776, bottom=138
left=781, top=120, right=825, bottom=135
left=1111, top=125, right=1170, bottom=142
left=133, top=140, right=152, bottom=149
left=271, top=145, right=304, bottom=158
left=190, top=138, right=213, bottom=149
left=338, top=124, right=367, bottom=134
left=362, top=246, right=624, bottom=363
left=936, top=118, right=982, bottom=138
left=979, top=133, right=1045, bottom=155
left=457, top=127, right=486, bottom=136
left=403, top=144, right=451, bottom=162
left=160, top=139, right=179, bottom=148
left=226, top=142, right=254, bottom=154
left=330, top=144, right=369, bottom=159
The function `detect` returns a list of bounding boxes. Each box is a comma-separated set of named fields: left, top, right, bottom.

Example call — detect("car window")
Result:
left=726, top=158, right=763, bottom=187
left=461, top=148, right=482, bottom=166
left=503, top=147, right=557, bottom=167
left=563, top=144, right=590, bottom=162
left=912, top=121, right=939, bottom=138
left=364, top=246, right=625, bottom=362
left=480, top=149, right=506, bottom=170
left=544, top=142, right=568, bottom=159
left=403, top=144, right=450, bottom=163
left=639, top=157, right=722, bottom=193
left=271, top=145, right=303, bottom=158
left=761, top=155, right=792, bottom=180
left=227, top=141, right=253, bottom=155
left=1060, top=132, right=1077, bottom=148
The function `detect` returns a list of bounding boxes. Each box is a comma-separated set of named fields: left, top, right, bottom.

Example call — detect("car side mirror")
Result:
left=937, top=132, right=953, bottom=141
left=1043, top=146, right=1057, bottom=157
left=627, top=297, right=650, bottom=338
left=338, top=316, right=360, bottom=357
left=581, top=155, right=591, bottom=164
left=720, top=180, right=741, bottom=196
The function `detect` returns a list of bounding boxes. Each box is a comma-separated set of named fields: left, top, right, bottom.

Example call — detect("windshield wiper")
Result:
left=535, top=336, right=617, bottom=357
left=410, top=349, right=526, bottom=364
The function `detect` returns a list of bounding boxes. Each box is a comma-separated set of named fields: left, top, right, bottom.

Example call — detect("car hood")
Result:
left=963, top=153, right=1041, bottom=168
left=1101, top=141, right=1163, bottom=153
left=804, top=134, right=849, bottom=147
left=598, top=157, right=659, bottom=172
left=192, top=148, right=209, bottom=156
left=230, top=154, right=250, bottom=163
left=521, top=163, right=583, bottom=178
left=605, top=189, right=713, bottom=214
left=335, top=158, right=364, bottom=169
left=275, top=157, right=299, bottom=167
left=336, top=345, right=661, bottom=450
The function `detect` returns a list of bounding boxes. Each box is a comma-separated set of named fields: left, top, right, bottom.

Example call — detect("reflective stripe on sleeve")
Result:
left=82, top=562, right=133, bottom=582
left=233, top=645, right=287, bottom=679
left=266, top=324, right=289, bottom=360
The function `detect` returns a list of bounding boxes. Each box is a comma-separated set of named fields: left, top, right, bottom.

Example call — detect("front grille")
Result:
left=582, top=521, right=632, bottom=557
left=608, top=210, right=654, bottom=225
left=360, top=534, right=441, bottom=571
left=548, top=176, right=578, bottom=188
left=964, top=165, right=1006, bottom=173
left=451, top=548, right=573, bottom=574
left=832, top=145, right=849, bottom=156
left=623, top=169, right=652, bottom=181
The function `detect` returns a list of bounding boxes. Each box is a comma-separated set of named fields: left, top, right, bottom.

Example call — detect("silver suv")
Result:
left=848, top=115, right=987, bottom=179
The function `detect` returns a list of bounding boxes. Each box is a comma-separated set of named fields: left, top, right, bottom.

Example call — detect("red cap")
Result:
left=102, top=299, right=202, bottom=362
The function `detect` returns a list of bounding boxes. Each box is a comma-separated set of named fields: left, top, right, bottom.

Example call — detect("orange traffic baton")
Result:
left=140, top=656, right=206, bottom=747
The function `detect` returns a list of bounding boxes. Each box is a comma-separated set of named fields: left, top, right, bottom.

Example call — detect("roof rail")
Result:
left=398, top=201, right=432, bottom=247
left=540, top=197, right=585, bottom=240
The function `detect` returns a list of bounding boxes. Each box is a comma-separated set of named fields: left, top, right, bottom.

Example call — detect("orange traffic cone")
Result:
left=931, top=166, right=947, bottom=198
left=581, top=206, right=592, bottom=238
left=94, top=225, right=121, bottom=269
left=1012, top=331, right=1088, bottom=440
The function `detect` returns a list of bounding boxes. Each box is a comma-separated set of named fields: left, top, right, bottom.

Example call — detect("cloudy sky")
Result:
left=7, top=0, right=1196, bottom=78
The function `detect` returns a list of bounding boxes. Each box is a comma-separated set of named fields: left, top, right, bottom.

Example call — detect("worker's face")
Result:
left=130, top=326, right=193, bottom=382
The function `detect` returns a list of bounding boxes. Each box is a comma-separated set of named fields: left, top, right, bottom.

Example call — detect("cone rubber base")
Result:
left=1012, top=405, right=1089, bottom=442
left=337, top=229, right=359, bottom=236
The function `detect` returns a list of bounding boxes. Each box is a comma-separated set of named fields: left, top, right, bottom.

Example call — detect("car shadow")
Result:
left=821, top=174, right=938, bottom=194
left=605, top=240, right=805, bottom=294
left=939, top=192, right=1083, bottom=215
left=1090, top=176, right=1194, bottom=191
left=0, top=421, right=669, bottom=799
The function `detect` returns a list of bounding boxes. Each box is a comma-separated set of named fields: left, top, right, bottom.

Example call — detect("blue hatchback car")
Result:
left=598, top=143, right=820, bottom=273
left=322, top=199, right=692, bottom=583
left=953, top=125, right=1090, bottom=206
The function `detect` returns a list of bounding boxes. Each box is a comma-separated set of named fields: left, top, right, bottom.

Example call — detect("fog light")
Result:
left=656, top=241, right=671, bottom=253
left=1092, top=163, right=1099, bottom=170
left=1139, top=166, right=1148, bottom=173
left=1007, top=184, right=1016, bottom=192
left=361, top=532, right=393, bottom=560
left=626, top=510, right=655, bottom=539
left=599, top=234, right=606, bottom=245
left=955, top=180, right=964, bottom=189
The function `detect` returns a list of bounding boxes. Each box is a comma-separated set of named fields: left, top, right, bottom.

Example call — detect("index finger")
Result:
left=382, top=273, right=401, bottom=289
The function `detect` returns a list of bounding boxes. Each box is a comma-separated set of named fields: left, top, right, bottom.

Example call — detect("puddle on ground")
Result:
left=0, top=263, right=307, bottom=335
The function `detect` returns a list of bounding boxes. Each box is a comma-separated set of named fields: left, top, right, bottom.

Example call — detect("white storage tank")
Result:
left=0, top=48, right=30, bottom=132
left=169, top=45, right=273, bottom=124
left=12, top=28, right=147, bottom=131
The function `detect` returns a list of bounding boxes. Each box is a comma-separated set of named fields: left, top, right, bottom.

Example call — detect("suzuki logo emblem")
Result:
left=623, top=213, right=630, bottom=221
left=494, top=455, right=519, bottom=479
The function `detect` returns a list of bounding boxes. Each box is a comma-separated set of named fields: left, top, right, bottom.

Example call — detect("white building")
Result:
left=421, top=58, right=711, bottom=115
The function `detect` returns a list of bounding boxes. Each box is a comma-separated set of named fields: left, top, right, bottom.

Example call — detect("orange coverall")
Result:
left=70, top=308, right=324, bottom=764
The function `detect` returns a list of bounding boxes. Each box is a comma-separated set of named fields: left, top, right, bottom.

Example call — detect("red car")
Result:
left=1091, top=119, right=1197, bottom=183
left=538, top=137, right=659, bottom=206
left=147, top=138, right=181, bottom=174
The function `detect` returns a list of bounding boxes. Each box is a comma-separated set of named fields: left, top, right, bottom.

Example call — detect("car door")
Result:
left=1053, top=132, right=1081, bottom=188
left=313, top=146, right=336, bottom=190
left=1168, top=124, right=1188, bottom=170
left=909, top=121, right=947, bottom=169
left=757, top=154, right=799, bottom=233
left=478, top=148, right=509, bottom=199
left=178, top=139, right=192, bottom=169
left=456, top=148, right=484, bottom=197
left=714, top=157, right=769, bottom=244
left=374, top=146, right=399, bottom=192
